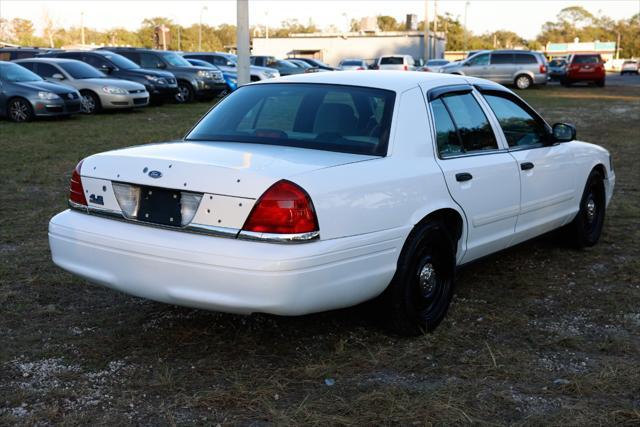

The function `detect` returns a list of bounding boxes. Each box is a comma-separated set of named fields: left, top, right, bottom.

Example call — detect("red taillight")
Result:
left=242, top=180, right=318, bottom=234
left=403, top=64, right=408, bottom=71
left=540, top=64, right=547, bottom=73
left=69, top=160, right=87, bottom=206
left=356, top=67, right=365, bottom=70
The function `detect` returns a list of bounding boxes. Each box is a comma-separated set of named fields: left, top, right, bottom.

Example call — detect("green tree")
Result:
left=376, top=15, right=400, bottom=32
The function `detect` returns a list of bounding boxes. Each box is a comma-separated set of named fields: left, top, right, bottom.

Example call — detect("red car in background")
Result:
left=562, top=53, right=606, bottom=87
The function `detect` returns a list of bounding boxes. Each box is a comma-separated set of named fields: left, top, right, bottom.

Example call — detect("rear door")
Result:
left=488, top=53, right=515, bottom=82
left=426, top=85, right=520, bottom=262
left=478, top=89, right=577, bottom=244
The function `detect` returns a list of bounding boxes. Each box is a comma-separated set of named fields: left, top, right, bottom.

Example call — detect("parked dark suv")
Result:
left=40, top=50, right=178, bottom=103
left=0, top=47, right=60, bottom=61
left=99, top=48, right=226, bottom=102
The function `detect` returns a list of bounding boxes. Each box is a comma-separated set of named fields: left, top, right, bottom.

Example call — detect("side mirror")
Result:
left=100, top=65, right=114, bottom=74
left=463, top=62, right=471, bottom=67
left=552, top=123, right=576, bottom=142
left=52, top=73, right=64, bottom=80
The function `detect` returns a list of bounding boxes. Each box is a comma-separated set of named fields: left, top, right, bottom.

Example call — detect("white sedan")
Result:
left=49, top=71, right=615, bottom=335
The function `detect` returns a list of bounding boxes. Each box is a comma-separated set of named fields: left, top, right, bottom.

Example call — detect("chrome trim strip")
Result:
left=185, top=223, right=240, bottom=239
left=68, top=201, right=316, bottom=243
left=237, top=230, right=320, bottom=244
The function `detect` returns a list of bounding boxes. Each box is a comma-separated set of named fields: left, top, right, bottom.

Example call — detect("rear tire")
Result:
left=382, top=221, right=456, bottom=336
left=7, top=98, right=34, bottom=122
left=562, top=169, right=606, bottom=248
left=515, top=75, right=533, bottom=90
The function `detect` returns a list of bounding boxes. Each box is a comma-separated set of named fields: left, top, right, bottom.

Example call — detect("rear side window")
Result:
left=0, top=52, right=10, bottom=61
left=483, top=94, right=547, bottom=148
left=573, top=55, right=601, bottom=64
left=17, top=61, right=36, bottom=71
left=431, top=92, right=498, bottom=157
left=514, top=54, right=537, bottom=64
left=83, top=54, right=111, bottom=69
left=380, top=57, right=403, bottom=65
left=490, top=53, right=514, bottom=65
left=187, top=83, right=396, bottom=156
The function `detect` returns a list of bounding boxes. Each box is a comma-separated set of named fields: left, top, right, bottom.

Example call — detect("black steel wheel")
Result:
left=383, top=220, right=456, bottom=336
left=563, top=169, right=606, bottom=248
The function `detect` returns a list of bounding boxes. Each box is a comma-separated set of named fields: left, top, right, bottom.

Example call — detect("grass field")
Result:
left=1, top=84, right=639, bottom=425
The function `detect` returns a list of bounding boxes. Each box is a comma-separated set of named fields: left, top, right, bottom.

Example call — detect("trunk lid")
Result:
left=82, top=141, right=376, bottom=199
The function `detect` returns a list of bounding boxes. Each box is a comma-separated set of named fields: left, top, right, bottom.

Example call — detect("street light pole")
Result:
left=423, top=0, right=430, bottom=60
left=80, top=11, right=85, bottom=45
left=463, top=1, right=470, bottom=53
left=236, top=0, right=250, bottom=86
left=199, top=5, right=208, bottom=51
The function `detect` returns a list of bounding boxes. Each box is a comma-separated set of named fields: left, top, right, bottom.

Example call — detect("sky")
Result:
left=1, top=0, right=638, bottom=40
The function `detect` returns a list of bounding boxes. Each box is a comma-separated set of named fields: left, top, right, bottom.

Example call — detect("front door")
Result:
left=427, top=87, right=520, bottom=263
left=479, top=91, right=577, bottom=244
left=463, top=53, right=490, bottom=78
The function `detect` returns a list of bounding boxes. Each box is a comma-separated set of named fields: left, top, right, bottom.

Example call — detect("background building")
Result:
left=252, top=31, right=446, bottom=66
left=543, top=39, right=616, bottom=61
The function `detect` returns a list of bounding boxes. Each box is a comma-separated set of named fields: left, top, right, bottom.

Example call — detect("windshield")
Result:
left=159, top=52, right=192, bottom=67
left=186, top=83, right=396, bottom=156
left=427, top=60, right=448, bottom=66
left=60, top=61, right=106, bottom=79
left=103, top=53, right=140, bottom=69
left=0, top=62, right=43, bottom=82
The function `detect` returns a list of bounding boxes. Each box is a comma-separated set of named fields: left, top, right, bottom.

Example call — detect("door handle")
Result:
left=455, top=172, right=473, bottom=182
left=520, top=162, right=535, bottom=171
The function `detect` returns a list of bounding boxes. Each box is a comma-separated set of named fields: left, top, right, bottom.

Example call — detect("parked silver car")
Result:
left=439, top=50, right=548, bottom=89
left=14, top=58, right=149, bottom=113
left=338, top=59, right=369, bottom=71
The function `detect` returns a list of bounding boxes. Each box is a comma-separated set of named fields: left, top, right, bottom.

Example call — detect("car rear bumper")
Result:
left=194, top=81, right=227, bottom=98
left=48, top=210, right=403, bottom=315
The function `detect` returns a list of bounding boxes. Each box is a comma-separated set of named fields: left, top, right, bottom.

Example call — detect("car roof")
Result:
left=257, top=70, right=506, bottom=93
left=14, top=57, right=77, bottom=64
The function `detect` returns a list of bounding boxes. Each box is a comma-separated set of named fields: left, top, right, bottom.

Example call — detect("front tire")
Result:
left=563, top=169, right=606, bottom=248
left=515, top=74, right=533, bottom=90
left=382, top=221, right=456, bottom=336
left=175, top=82, right=194, bottom=103
left=80, top=90, right=101, bottom=114
left=7, top=98, right=34, bottom=122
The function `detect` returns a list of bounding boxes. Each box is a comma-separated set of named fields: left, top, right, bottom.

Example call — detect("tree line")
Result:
left=0, top=6, right=638, bottom=57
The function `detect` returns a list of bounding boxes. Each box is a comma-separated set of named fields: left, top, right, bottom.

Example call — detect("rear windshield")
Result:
left=186, top=83, right=396, bottom=156
left=342, top=60, right=363, bottom=66
left=573, top=55, right=601, bottom=64
left=427, top=60, right=448, bottom=66
left=549, top=59, right=566, bottom=67
left=380, top=57, right=404, bottom=65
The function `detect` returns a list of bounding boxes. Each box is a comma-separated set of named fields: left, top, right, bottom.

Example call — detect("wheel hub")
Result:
left=418, top=263, right=437, bottom=298
left=586, top=198, right=596, bottom=223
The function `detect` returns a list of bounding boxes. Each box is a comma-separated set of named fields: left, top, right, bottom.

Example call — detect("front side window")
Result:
left=483, top=94, right=548, bottom=148
left=467, top=53, right=489, bottom=66
left=83, top=54, right=111, bottom=70
left=139, top=53, right=164, bottom=69
left=187, top=83, right=396, bottom=156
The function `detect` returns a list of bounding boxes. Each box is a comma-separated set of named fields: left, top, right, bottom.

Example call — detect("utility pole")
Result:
left=616, top=31, right=621, bottom=59
left=178, top=26, right=181, bottom=51
left=463, top=1, right=470, bottom=53
left=199, top=5, right=208, bottom=51
left=423, top=0, right=430, bottom=60
left=433, top=0, right=438, bottom=57
left=237, top=0, right=250, bottom=86
left=80, top=11, right=85, bottom=45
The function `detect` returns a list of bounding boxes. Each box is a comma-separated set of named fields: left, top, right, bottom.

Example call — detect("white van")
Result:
left=377, top=55, right=416, bottom=71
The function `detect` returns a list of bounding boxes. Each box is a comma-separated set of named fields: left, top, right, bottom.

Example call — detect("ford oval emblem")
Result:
left=148, top=170, right=162, bottom=179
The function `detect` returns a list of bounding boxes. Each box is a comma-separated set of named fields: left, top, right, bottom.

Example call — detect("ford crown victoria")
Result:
left=48, top=71, right=614, bottom=335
